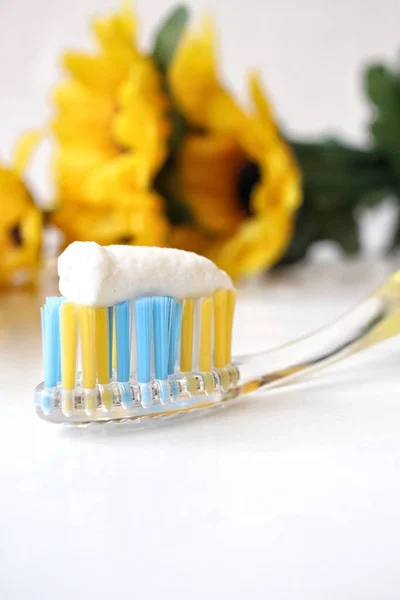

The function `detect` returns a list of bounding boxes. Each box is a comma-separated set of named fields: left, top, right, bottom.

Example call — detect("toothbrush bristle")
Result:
left=153, top=296, right=173, bottom=381
left=60, top=301, right=78, bottom=390
left=78, top=305, right=96, bottom=390
left=112, top=307, right=117, bottom=372
left=42, top=296, right=64, bottom=388
left=226, top=290, right=236, bottom=364
left=115, top=301, right=130, bottom=383
left=135, top=297, right=152, bottom=384
left=107, top=306, right=113, bottom=379
left=199, top=297, right=213, bottom=372
left=180, top=298, right=195, bottom=372
left=168, top=300, right=181, bottom=375
left=95, top=307, right=110, bottom=385
left=213, top=290, right=228, bottom=368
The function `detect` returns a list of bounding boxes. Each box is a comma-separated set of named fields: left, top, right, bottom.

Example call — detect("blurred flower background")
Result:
left=1, top=0, right=400, bottom=287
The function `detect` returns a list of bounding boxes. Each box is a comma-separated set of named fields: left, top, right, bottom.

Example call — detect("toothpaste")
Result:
left=58, top=242, right=233, bottom=306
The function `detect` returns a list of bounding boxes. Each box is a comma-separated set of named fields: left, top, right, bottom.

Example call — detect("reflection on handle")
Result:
left=233, top=271, right=400, bottom=397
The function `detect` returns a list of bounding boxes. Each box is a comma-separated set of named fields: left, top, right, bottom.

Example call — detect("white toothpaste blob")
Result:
left=58, top=241, right=233, bottom=306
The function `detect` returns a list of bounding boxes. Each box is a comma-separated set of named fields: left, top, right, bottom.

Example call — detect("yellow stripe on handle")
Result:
left=180, top=298, right=194, bottom=372
left=225, top=290, right=236, bottom=364
left=199, top=297, right=213, bottom=371
left=78, top=306, right=96, bottom=389
left=95, top=307, right=110, bottom=384
left=213, top=290, right=227, bottom=368
left=60, top=302, right=77, bottom=390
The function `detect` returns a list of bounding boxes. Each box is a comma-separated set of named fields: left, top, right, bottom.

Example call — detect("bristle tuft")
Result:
left=226, top=290, right=236, bottom=364
left=213, top=290, right=227, bottom=368
left=180, top=298, right=194, bottom=372
left=42, top=296, right=65, bottom=388
left=153, top=296, right=174, bottom=381
left=199, top=297, right=213, bottom=372
left=135, top=298, right=152, bottom=384
left=95, top=307, right=110, bottom=384
left=168, top=300, right=181, bottom=375
left=60, top=302, right=78, bottom=391
left=115, top=301, right=130, bottom=383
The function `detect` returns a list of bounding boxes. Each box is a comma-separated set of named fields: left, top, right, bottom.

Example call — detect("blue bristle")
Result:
left=42, top=296, right=65, bottom=387
left=153, top=296, right=174, bottom=381
left=108, top=306, right=113, bottom=378
left=115, top=301, right=130, bottom=382
left=168, top=300, right=181, bottom=375
left=135, top=297, right=152, bottom=383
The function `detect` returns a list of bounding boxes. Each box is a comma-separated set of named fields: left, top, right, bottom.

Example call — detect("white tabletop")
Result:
left=1, top=260, right=400, bottom=600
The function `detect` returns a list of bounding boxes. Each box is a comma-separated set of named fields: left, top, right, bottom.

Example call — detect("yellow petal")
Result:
left=53, top=146, right=116, bottom=207
left=92, top=0, right=138, bottom=61
left=13, top=129, right=41, bottom=175
left=53, top=193, right=168, bottom=247
left=0, top=167, right=33, bottom=226
left=111, top=60, right=169, bottom=182
left=62, top=53, right=127, bottom=94
left=52, top=118, right=115, bottom=150
left=84, top=154, right=164, bottom=204
left=61, top=3, right=140, bottom=94
left=248, top=71, right=275, bottom=128
left=212, top=209, right=294, bottom=280
left=52, top=83, right=115, bottom=148
left=52, top=83, right=114, bottom=144
left=0, top=169, right=42, bottom=287
left=169, top=16, right=242, bottom=132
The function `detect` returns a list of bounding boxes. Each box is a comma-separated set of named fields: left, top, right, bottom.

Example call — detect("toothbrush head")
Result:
left=35, top=290, right=238, bottom=426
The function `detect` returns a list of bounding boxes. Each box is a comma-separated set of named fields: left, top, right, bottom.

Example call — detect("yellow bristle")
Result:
left=225, top=289, right=236, bottom=364
left=78, top=306, right=96, bottom=389
left=95, top=307, right=110, bottom=384
left=95, top=307, right=112, bottom=409
left=213, top=290, right=227, bottom=368
left=112, top=308, right=117, bottom=371
left=60, top=302, right=77, bottom=391
left=199, top=297, right=213, bottom=372
left=180, top=298, right=195, bottom=372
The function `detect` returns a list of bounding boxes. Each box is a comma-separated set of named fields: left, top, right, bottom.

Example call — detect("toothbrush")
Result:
left=35, top=244, right=400, bottom=427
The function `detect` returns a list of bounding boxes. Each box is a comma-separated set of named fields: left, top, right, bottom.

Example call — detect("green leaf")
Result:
left=169, top=107, right=186, bottom=153
left=359, top=189, right=388, bottom=208
left=152, top=6, right=189, bottom=152
left=391, top=213, right=400, bottom=250
left=364, top=64, right=400, bottom=178
left=365, top=65, right=400, bottom=113
left=154, top=156, right=194, bottom=226
left=318, top=208, right=359, bottom=254
left=152, top=6, right=189, bottom=74
left=276, top=202, right=319, bottom=266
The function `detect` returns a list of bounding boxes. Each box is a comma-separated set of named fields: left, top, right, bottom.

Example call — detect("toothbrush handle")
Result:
left=234, top=271, right=400, bottom=395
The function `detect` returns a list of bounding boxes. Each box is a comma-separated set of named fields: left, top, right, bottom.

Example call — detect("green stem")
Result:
left=277, top=138, right=398, bottom=265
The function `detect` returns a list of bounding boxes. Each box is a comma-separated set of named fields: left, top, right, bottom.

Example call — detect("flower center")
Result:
left=118, top=235, right=135, bottom=244
left=236, top=161, right=260, bottom=217
left=10, top=224, right=22, bottom=246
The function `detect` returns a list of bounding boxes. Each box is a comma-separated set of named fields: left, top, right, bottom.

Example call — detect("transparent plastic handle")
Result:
left=234, top=270, right=400, bottom=396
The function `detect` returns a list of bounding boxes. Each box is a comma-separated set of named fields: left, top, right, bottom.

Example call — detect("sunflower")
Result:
left=51, top=3, right=301, bottom=279
left=52, top=1, right=170, bottom=247
left=169, top=18, right=302, bottom=279
left=0, top=132, right=42, bottom=287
